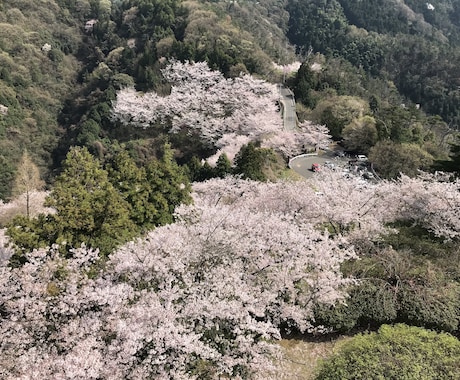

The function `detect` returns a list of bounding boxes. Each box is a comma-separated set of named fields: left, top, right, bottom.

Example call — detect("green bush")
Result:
left=398, top=285, right=460, bottom=333
left=315, top=324, right=460, bottom=380
left=314, top=282, right=398, bottom=332
left=335, top=245, right=460, bottom=334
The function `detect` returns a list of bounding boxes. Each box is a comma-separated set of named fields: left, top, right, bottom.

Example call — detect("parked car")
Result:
left=311, top=163, right=320, bottom=172
left=357, top=154, right=368, bottom=161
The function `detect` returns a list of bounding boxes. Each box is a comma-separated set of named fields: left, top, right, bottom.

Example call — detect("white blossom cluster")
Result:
left=0, top=176, right=359, bottom=379
left=1, top=170, right=459, bottom=378
left=112, top=61, right=330, bottom=163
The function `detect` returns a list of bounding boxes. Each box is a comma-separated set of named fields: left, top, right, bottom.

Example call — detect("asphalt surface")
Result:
left=279, top=85, right=297, bottom=131
left=289, top=154, right=334, bottom=179
left=278, top=85, right=352, bottom=179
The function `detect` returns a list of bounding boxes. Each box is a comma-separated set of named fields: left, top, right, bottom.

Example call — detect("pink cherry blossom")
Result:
left=2, top=172, right=459, bottom=378
left=112, top=61, right=333, bottom=163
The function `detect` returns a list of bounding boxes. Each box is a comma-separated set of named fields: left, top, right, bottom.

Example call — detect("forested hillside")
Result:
left=0, top=0, right=296, bottom=200
left=0, top=0, right=82, bottom=198
left=1, top=1, right=460, bottom=378
left=2, top=0, right=460, bottom=200
left=286, top=0, right=460, bottom=177
left=288, top=0, right=460, bottom=124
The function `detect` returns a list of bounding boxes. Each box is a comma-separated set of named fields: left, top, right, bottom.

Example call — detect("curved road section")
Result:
left=289, top=154, right=332, bottom=179
left=279, top=85, right=334, bottom=179
left=279, top=85, right=297, bottom=131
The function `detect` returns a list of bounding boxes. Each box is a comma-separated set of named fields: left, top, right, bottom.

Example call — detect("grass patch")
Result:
left=276, top=336, right=351, bottom=380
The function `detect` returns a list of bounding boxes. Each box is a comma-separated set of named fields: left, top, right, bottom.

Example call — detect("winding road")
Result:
left=278, top=85, right=297, bottom=131
left=288, top=154, right=334, bottom=179
left=279, top=84, right=324, bottom=178
left=279, top=85, right=343, bottom=178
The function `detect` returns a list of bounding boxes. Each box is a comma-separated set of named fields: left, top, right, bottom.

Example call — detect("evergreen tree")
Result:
left=294, top=62, right=318, bottom=108
left=144, top=143, right=192, bottom=226
left=107, top=149, right=158, bottom=229
left=185, top=155, right=214, bottom=182
left=45, top=147, right=137, bottom=254
left=215, top=153, right=233, bottom=178
left=8, top=147, right=138, bottom=257
left=234, top=142, right=272, bottom=181
left=185, top=155, right=204, bottom=182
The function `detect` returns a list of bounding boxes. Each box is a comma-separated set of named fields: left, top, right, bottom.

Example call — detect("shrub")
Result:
left=314, top=324, right=460, bottom=380
left=398, top=285, right=460, bottom=332
left=314, top=282, right=398, bottom=332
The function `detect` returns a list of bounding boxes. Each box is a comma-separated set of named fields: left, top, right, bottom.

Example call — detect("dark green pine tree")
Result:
left=186, top=155, right=215, bottom=182
left=234, top=142, right=268, bottom=181
left=144, top=143, right=192, bottom=226
left=107, top=149, right=159, bottom=230
left=294, top=62, right=318, bottom=108
left=8, top=147, right=138, bottom=258
left=215, top=153, right=233, bottom=178
left=45, top=147, right=139, bottom=255
left=186, top=156, right=204, bottom=182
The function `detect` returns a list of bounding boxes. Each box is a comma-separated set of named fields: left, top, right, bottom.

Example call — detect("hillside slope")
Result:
left=287, top=0, right=460, bottom=124
left=1, top=0, right=460, bottom=200
left=0, top=0, right=83, bottom=198
left=0, top=0, right=295, bottom=200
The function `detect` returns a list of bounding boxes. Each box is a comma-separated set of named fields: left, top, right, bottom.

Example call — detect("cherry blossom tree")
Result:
left=112, top=61, right=281, bottom=143
left=386, top=173, right=460, bottom=240
left=2, top=173, right=458, bottom=379
left=0, top=177, right=359, bottom=379
left=305, top=171, right=460, bottom=242
left=112, top=61, right=333, bottom=164
left=192, top=173, right=396, bottom=244
left=261, top=120, right=332, bottom=159
left=0, top=228, right=13, bottom=265
left=261, top=130, right=307, bottom=159
left=206, top=133, right=252, bottom=166
left=272, top=61, right=302, bottom=75
left=298, top=121, right=332, bottom=151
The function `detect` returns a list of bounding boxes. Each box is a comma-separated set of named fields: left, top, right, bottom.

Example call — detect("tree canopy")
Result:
left=6, top=145, right=192, bottom=258
left=315, top=324, right=460, bottom=380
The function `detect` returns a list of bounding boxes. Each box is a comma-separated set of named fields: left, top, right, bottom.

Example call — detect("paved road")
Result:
left=278, top=86, right=332, bottom=178
left=289, top=155, right=333, bottom=179
left=278, top=86, right=352, bottom=180
left=278, top=85, right=297, bottom=131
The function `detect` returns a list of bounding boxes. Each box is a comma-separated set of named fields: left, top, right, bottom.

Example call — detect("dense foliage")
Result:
left=1, top=1, right=460, bottom=377
left=0, top=0, right=81, bottom=199
left=1, top=0, right=460, bottom=197
left=7, top=144, right=191, bottom=259
left=0, top=0, right=295, bottom=200
left=287, top=0, right=460, bottom=176
left=1, top=175, right=362, bottom=379
left=287, top=0, right=460, bottom=124
left=112, top=60, right=333, bottom=166
left=315, top=324, right=460, bottom=380
left=2, top=171, right=460, bottom=378
left=313, top=172, right=460, bottom=335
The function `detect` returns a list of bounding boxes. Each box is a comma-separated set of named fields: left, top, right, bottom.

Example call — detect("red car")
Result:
left=311, top=163, right=320, bottom=172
